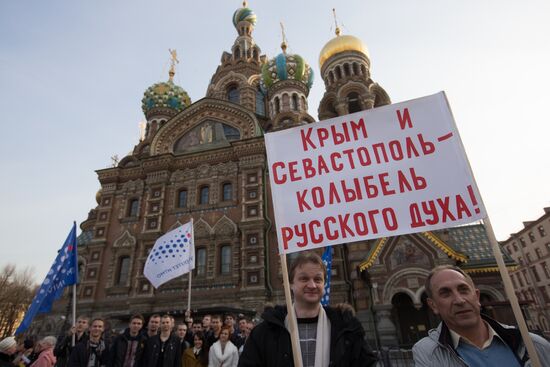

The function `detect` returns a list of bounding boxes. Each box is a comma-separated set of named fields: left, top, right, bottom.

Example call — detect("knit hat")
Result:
left=0, top=336, right=16, bottom=353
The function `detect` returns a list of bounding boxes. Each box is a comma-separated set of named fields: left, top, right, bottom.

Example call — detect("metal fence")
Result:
left=374, top=347, right=414, bottom=367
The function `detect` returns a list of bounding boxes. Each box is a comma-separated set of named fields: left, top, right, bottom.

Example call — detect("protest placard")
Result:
left=265, top=92, right=486, bottom=254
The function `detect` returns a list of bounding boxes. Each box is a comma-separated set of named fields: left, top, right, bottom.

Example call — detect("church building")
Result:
left=33, top=3, right=517, bottom=347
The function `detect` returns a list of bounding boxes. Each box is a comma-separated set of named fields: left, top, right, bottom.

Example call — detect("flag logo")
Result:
left=144, top=221, right=195, bottom=288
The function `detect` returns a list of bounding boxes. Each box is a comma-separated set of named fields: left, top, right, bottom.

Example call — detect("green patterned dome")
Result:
left=261, top=52, right=314, bottom=90
left=232, top=5, right=257, bottom=27
left=141, top=80, right=191, bottom=116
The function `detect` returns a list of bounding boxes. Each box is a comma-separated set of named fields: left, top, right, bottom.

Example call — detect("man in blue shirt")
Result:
left=413, top=265, right=550, bottom=366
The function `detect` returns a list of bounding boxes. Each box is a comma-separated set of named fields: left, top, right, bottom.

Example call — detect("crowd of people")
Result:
left=3, top=252, right=550, bottom=367
left=0, top=310, right=254, bottom=367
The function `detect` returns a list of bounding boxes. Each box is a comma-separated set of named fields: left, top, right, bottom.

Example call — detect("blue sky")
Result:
left=1, top=0, right=549, bottom=282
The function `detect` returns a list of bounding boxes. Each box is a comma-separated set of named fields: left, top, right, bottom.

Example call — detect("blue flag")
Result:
left=16, top=223, right=78, bottom=335
left=321, top=246, right=332, bottom=306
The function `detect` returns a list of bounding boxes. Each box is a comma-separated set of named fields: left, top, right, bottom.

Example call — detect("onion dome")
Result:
left=232, top=2, right=257, bottom=28
left=319, top=27, right=369, bottom=69
left=141, top=49, right=191, bottom=117
left=261, top=44, right=314, bottom=90
left=141, top=80, right=191, bottom=116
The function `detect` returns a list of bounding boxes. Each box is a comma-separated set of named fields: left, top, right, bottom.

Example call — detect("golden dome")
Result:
left=319, top=33, right=369, bottom=69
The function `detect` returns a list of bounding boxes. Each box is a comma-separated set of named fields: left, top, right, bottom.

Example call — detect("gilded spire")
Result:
left=168, top=48, right=179, bottom=82
left=280, top=22, right=287, bottom=54
left=242, top=0, right=247, bottom=7
left=332, top=8, right=341, bottom=36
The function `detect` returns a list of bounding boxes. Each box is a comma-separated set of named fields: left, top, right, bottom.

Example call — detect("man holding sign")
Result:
left=238, top=252, right=377, bottom=367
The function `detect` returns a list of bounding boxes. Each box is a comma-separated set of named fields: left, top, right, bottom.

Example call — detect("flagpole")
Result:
left=280, top=253, right=303, bottom=367
left=71, top=221, right=77, bottom=347
left=71, top=284, right=76, bottom=347
left=483, top=216, right=542, bottom=367
left=187, top=218, right=194, bottom=312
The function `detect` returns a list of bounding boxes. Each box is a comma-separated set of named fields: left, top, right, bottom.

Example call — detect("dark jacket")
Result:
left=54, top=333, right=88, bottom=367
left=0, top=352, right=13, bottom=367
left=140, top=334, right=180, bottom=367
left=68, top=339, right=110, bottom=367
left=108, top=329, right=147, bottom=367
left=238, top=305, right=378, bottom=367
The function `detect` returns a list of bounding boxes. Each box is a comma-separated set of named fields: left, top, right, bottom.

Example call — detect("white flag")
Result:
left=144, top=221, right=195, bottom=288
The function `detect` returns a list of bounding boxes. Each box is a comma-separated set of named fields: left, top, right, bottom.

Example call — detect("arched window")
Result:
left=196, top=248, right=206, bottom=276
left=255, top=89, right=265, bottom=116
left=347, top=92, right=361, bottom=114
left=227, top=85, right=239, bottom=103
left=222, top=183, right=232, bottom=201
left=220, top=245, right=231, bottom=275
left=329, top=71, right=335, bottom=84
left=352, top=63, right=359, bottom=75
left=199, top=186, right=209, bottom=205
left=274, top=97, right=281, bottom=114
left=117, top=256, right=130, bottom=285
left=291, top=94, right=299, bottom=111
left=344, top=63, right=351, bottom=76
left=336, top=66, right=342, bottom=79
left=177, top=189, right=188, bottom=208
left=128, top=199, right=139, bottom=217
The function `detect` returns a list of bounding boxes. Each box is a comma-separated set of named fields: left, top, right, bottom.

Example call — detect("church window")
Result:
left=352, top=63, right=359, bottom=75
left=274, top=97, right=280, bottom=114
left=255, top=89, right=265, bottom=116
left=227, top=85, right=239, bottom=103
left=220, top=245, right=231, bottom=275
left=532, top=266, right=541, bottom=282
left=177, top=189, right=188, bottom=208
left=222, top=183, right=232, bottom=201
left=128, top=199, right=139, bottom=217
left=196, top=248, right=206, bottom=276
left=336, top=66, right=342, bottom=80
left=117, top=256, right=130, bottom=285
left=344, top=63, right=351, bottom=76
left=361, top=64, right=367, bottom=76
left=329, top=71, right=335, bottom=84
left=291, top=94, right=299, bottom=111
left=199, top=186, right=209, bottom=205
left=347, top=92, right=361, bottom=113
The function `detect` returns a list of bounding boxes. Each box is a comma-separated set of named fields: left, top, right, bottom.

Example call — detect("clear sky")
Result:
left=1, top=0, right=549, bottom=283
